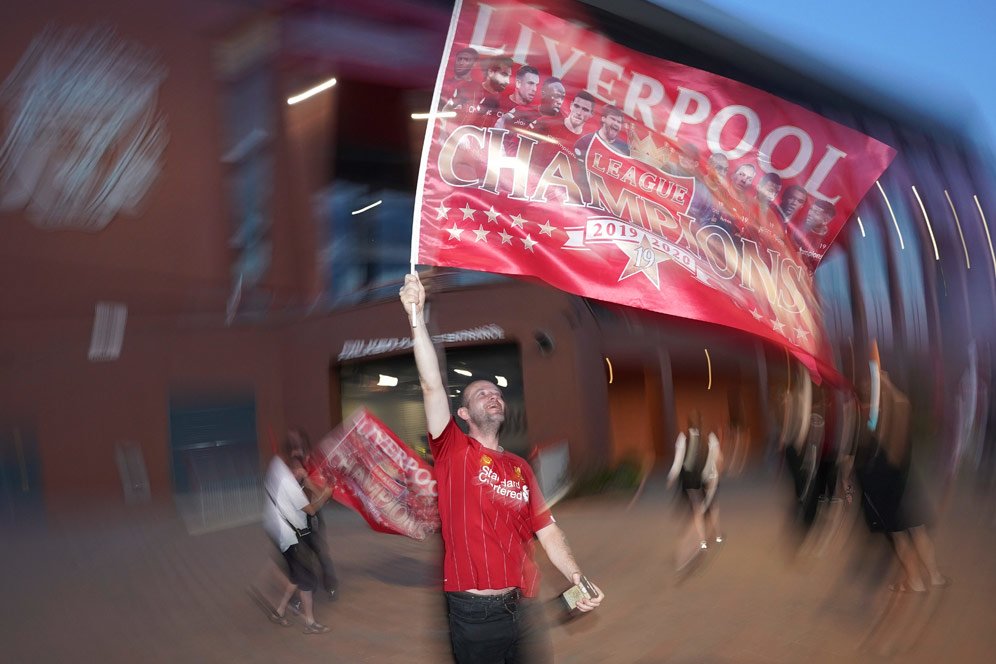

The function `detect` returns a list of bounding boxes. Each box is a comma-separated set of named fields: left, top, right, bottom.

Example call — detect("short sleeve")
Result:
left=428, top=417, right=463, bottom=459
left=285, top=480, right=309, bottom=513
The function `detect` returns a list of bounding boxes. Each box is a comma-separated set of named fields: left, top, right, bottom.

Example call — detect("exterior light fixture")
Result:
left=351, top=200, right=382, bottom=216
left=287, top=77, right=337, bottom=105
left=911, top=186, right=939, bottom=261
left=944, top=190, right=970, bottom=269
left=704, top=348, right=712, bottom=390
left=411, top=111, right=456, bottom=120
left=876, top=181, right=905, bottom=250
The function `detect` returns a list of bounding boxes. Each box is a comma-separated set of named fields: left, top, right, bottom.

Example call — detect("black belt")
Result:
left=450, top=588, right=522, bottom=602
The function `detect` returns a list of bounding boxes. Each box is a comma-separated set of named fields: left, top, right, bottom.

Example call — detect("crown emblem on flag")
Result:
left=628, top=132, right=668, bottom=170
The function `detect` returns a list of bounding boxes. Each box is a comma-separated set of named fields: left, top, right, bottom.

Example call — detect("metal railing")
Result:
left=174, top=443, right=262, bottom=535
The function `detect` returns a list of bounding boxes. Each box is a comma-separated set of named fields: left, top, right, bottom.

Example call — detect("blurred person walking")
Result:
left=855, top=371, right=948, bottom=593
left=289, top=427, right=340, bottom=600
left=668, top=410, right=723, bottom=568
left=399, top=272, right=604, bottom=664
left=260, top=433, right=333, bottom=633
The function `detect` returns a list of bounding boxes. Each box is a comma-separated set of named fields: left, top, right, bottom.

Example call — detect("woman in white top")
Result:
left=262, top=435, right=333, bottom=633
left=668, top=410, right=724, bottom=564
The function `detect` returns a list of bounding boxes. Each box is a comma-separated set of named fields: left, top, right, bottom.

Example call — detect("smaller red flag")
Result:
left=314, top=408, right=440, bottom=540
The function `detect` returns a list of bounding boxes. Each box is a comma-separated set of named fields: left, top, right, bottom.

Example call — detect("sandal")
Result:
left=269, top=611, right=291, bottom=626
left=303, top=621, right=330, bottom=634
left=931, top=575, right=951, bottom=588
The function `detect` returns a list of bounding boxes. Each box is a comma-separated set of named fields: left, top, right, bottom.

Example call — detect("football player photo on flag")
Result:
left=412, top=0, right=895, bottom=378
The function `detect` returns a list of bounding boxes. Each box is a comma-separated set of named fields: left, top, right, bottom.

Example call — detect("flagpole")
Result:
left=410, top=0, right=464, bottom=328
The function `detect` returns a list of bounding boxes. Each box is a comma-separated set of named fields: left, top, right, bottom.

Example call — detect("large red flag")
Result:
left=412, top=0, right=895, bottom=377
left=315, top=408, right=440, bottom=540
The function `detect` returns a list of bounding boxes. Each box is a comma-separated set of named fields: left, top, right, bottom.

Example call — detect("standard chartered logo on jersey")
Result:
left=478, top=460, right=530, bottom=504
left=0, top=24, right=168, bottom=231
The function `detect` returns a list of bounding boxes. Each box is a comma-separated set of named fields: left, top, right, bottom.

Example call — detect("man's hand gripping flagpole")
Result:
left=409, top=262, right=418, bottom=328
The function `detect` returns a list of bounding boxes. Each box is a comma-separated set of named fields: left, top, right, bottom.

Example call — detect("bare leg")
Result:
left=675, top=491, right=706, bottom=570
left=909, top=526, right=945, bottom=585
left=300, top=590, right=316, bottom=625
left=707, top=505, right=722, bottom=541
left=688, top=490, right=707, bottom=545
left=250, top=558, right=295, bottom=617
left=890, top=531, right=926, bottom=592
left=275, top=580, right=297, bottom=616
left=704, top=482, right=721, bottom=541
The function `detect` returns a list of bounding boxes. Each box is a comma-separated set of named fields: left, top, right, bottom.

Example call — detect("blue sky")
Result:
left=654, top=0, right=996, bottom=153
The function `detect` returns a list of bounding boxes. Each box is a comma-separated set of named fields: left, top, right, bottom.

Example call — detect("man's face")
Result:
left=541, top=81, right=566, bottom=114
left=805, top=205, right=833, bottom=235
left=758, top=179, right=780, bottom=203
left=708, top=154, right=728, bottom=179
left=454, top=52, right=476, bottom=78
left=461, top=381, right=505, bottom=428
left=732, top=165, right=755, bottom=191
left=784, top=189, right=807, bottom=215
left=600, top=113, right=623, bottom=141
left=487, top=65, right=512, bottom=92
left=516, top=72, right=539, bottom=103
left=567, top=97, right=594, bottom=129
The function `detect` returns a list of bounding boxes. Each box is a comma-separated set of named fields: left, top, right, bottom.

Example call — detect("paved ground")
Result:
left=3, top=470, right=995, bottom=663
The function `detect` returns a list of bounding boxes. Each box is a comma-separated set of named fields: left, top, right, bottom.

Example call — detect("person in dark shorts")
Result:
left=668, top=410, right=723, bottom=567
left=289, top=428, right=339, bottom=599
left=855, top=370, right=948, bottom=593
left=263, top=434, right=333, bottom=633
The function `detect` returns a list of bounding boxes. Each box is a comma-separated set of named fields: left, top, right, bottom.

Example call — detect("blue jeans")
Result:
left=445, top=590, right=551, bottom=664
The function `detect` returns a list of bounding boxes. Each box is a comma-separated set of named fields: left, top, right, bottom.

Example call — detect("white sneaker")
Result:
left=700, top=540, right=708, bottom=550
left=715, top=535, right=724, bottom=544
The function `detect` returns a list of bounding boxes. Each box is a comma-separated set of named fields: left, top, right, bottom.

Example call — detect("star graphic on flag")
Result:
left=460, top=204, right=477, bottom=220
left=498, top=230, right=513, bottom=245
left=509, top=214, right=527, bottom=229
left=521, top=234, right=538, bottom=251
left=484, top=207, right=500, bottom=224
left=750, top=308, right=764, bottom=321
left=618, top=235, right=664, bottom=288
left=445, top=223, right=464, bottom=241
left=772, top=320, right=786, bottom=334
left=473, top=225, right=490, bottom=242
left=794, top=327, right=810, bottom=342
left=435, top=203, right=450, bottom=220
left=537, top=220, right=556, bottom=236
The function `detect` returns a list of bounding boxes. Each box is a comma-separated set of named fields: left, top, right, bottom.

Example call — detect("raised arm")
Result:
left=400, top=273, right=451, bottom=438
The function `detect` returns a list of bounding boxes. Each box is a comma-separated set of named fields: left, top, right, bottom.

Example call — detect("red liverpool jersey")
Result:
left=429, top=418, right=554, bottom=597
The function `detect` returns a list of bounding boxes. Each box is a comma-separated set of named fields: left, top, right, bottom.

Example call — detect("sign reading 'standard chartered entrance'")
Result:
left=412, top=0, right=895, bottom=379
